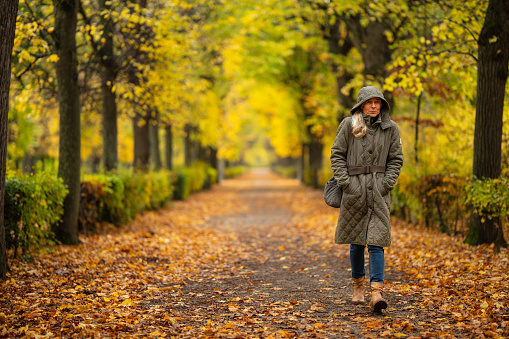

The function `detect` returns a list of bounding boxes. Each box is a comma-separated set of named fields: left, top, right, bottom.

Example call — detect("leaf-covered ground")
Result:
left=1, top=169, right=508, bottom=338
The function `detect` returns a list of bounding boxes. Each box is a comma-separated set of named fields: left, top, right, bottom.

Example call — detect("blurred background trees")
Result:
left=3, top=0, right=509, bottom=250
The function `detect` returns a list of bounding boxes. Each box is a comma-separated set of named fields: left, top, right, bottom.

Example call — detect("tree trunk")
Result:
left=218, top=158, right=225, bottom=182
left=414, top=93, right=422, bottom=164
left=363, top=21, right=394, bottom=108
left=466, top=0, right=509, bottom=247
left=126, top=0, right=152, bottom=171
left=52, top=0, right=81, bottom=245
left=209, top=147, right=218, bottom=171
left=100, top=0, right=118, bottom=171
left=308, top=138, right=323, bottom=189
left=101, top=67, right=118, bottom=171
left=149, top=118, right=161, bottom=170
left=164, top=124, right=173, bottom=170
left=0, top=0, right=19, bottom=279
left=295, top=156, right=303, bottom=182
left=133, top=114, right=150, bottom=170
left=184, top=124, right=193, bottom=166
left=298, top=144, right=305, bottom=183
left=324, top=15, right=355, bottom=120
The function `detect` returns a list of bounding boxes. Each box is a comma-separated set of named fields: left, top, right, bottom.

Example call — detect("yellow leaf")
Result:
left=121, top=298, right=134, bottom=306
left=480, top=301, right=489, bottom=310
left=224, top=322, right=235, bottom=329
left=48, top=54, right=59, bottom=62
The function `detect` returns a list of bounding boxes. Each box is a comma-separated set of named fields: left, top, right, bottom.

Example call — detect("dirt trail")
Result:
left=149, top=169, right=415, bottom=338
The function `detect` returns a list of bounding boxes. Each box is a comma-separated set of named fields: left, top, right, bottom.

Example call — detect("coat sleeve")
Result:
left=330, top=117, right=351, bottom=189
left=382, top=122, right=404, bottom=193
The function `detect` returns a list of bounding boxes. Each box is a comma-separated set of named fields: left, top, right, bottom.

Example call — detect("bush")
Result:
left=224, top=166, right=248, bottom=179
left=146, top=170, right=177, bottom=210
left=205, top=166, right=218, bottom=189
left=390, top=167, right=472, bottom=235
left=416, top=174, right=469, bottom=234
left=4, top=172, right=67, bottom=256
left=174, top=163, right=218, bottom=200
left=84, top=170, right=176, bottom=224
left=273, top=166, right=297, bottom=179
left=83, top=174, right=127, bottom=225
left=174, top=169, right=192, bottom=200
left=465, top=176, right=509, bottom=222
left=78, top=181, right=107, bottom=235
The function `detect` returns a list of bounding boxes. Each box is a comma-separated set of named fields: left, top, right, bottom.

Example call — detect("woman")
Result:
left=330, top=86, right=403, bottom=312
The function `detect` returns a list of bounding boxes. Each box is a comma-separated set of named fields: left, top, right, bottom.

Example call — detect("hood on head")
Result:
left=350, top=86, right=390, bottom=118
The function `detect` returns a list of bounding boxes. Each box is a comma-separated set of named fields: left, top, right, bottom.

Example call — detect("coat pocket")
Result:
left=377, top=175, right=389, bottom=197
left=384, top=191, right=391, bottom=210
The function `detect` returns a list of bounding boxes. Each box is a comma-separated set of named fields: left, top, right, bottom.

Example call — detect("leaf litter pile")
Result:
left=1, top=169, right=508, bottom=338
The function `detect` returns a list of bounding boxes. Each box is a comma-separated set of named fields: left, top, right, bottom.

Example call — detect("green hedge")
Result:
left=273, top=166, right=296, bottom=179
left=465, top=176, right=509, bottom=222
left=224, top=166, right=248, bottom=179
left=174, top=162, right=218, bottom=200
left=4, top=172, right=67, bottom=256
left=4, top=165, right=217, bottom=256
left=83, top=169, right=177, bottom=227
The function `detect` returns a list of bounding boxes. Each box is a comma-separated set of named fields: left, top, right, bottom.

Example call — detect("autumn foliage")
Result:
left=1, top=171, right=507, bottom=338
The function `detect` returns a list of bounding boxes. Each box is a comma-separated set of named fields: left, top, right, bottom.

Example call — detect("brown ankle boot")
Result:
left=370, top=282, right=387, bottom=312
left=352, top=277, right=365, bottom=304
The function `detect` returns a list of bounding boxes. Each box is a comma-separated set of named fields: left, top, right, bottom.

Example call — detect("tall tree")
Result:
left=467, top=0, right=509, bottom=246
left=149, top=116, right=162, bottom=170
left=127, top=0, right=155, bottom=170
left=164, top=124, right=173, bottom=170
left=0, top=0, right=19, bottom=279
left=52, top=0, right=81, bottom=244
left=98, top=0, right=119, bottom=171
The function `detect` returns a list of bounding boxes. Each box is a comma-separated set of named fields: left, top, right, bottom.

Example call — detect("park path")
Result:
left=2, top=169, right=507, bottom=338
left=136, top=169, right=417, bottom=338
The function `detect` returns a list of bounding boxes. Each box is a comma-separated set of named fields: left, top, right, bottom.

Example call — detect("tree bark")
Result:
left=184, top=124, right=193, bottom=166
left=363, top=21, right=394, bottom=108
left=0, top=0, right=19, bottom=279
left=325, top=15, right=355, bottom=120
left=52, top=0, right=81, bottom=245
left=414, top=93, right=422, bottom=164
left=133, top=114, right=150, bottom=170
left=126, top=0, right=153, bottom=171
left=307, top=134, right=323, bottom=189
left=100, top=0, right=118, bottom=171
left=101, top=69, right=118, bottom=171
left=149, top=118, right=161, bottom=170
left=467, top=0, right=509, bottom=247
left=345, top=16, right=394, bottom=108
left=209, top=147, right=218, bottom=171
left=164, top=124, right=173, bottom=170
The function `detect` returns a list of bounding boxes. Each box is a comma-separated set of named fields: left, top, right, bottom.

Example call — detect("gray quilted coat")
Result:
left=331, top=86, right=403, bottom=247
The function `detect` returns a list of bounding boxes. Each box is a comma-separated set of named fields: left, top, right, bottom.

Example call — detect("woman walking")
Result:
left=330, top=86, right=403, bottom=312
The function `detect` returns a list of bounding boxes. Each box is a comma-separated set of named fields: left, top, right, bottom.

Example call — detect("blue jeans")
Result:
left=350, top=244, right=384, bottom=283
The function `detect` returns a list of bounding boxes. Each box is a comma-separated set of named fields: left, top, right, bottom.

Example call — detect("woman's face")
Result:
left=362, top=98, right=382, bottom=117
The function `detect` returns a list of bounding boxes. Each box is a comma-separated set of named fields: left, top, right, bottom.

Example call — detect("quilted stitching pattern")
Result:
left=331, top=112, right=403, bottom=248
